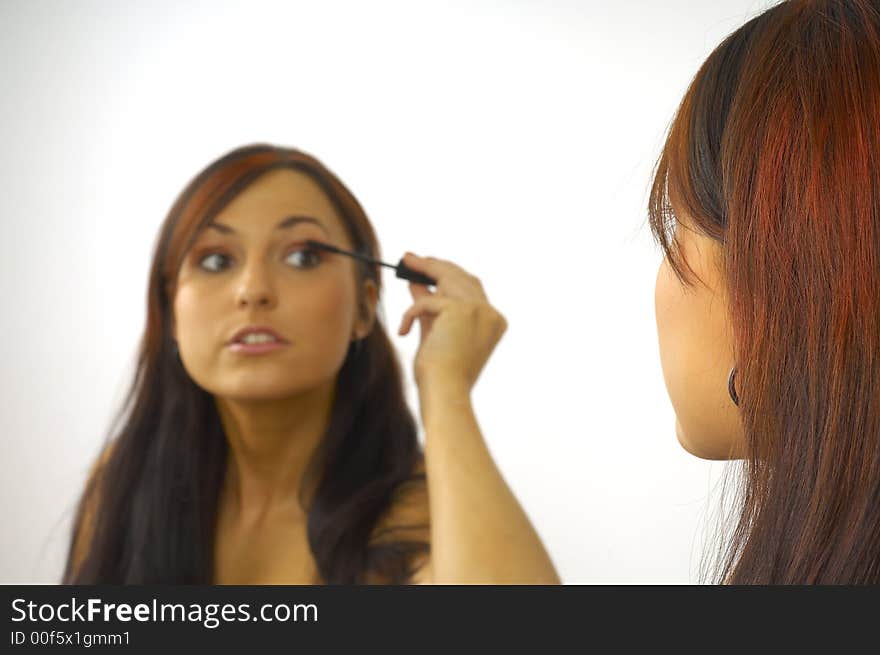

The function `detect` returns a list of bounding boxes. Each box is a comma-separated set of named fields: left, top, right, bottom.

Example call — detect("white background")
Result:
left=0, top=0, right=773, bottom=583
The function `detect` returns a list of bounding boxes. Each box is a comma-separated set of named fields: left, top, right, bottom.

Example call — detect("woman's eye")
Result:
left=198, top=252, right=231, bottom=272
left=285, top=247, right=322, bottom=269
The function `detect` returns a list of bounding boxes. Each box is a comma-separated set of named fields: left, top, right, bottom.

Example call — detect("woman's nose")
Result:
left=235, top=263, right=277, bottom=309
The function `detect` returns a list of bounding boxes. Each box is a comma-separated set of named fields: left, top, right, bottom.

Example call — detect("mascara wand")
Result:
left=305, top=240, right=437, bottom=287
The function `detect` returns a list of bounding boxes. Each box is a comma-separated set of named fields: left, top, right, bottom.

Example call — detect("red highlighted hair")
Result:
left=650, top=0, right=880, bottom=583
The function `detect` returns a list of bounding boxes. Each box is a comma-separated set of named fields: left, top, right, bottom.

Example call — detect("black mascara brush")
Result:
left=305, top=240, right=437, bottom=287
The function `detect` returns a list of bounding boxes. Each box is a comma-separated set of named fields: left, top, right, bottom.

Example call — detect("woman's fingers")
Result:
left=398, top=252, right=507, bottom=392
left=401, top=253, right=486, bottom=300
left=408, top=280, right=433, bottom=301
left=398, top=295, right=450, bottom=336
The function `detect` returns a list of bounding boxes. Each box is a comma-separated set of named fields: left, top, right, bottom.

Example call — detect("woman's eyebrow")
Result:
left=205, top=215, right=330, bottom=236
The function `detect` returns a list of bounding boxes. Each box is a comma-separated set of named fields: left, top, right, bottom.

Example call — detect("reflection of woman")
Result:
left=652, top=0, right=880, bottom=583
left=64, top=145, right=559, bottom=584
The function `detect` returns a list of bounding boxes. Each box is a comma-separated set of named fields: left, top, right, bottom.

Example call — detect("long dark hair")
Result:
left=650, top=0, right=880, bottom=583
left=64, top=144, right=428, bottom=583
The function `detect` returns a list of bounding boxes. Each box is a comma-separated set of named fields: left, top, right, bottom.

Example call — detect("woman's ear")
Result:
left=353, top=278, right=378, bottom=340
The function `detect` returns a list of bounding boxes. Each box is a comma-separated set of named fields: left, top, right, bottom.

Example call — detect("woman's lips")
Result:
left=228, top=325, right=288, bottom=344
left=227, top=341, right=288, bottom=355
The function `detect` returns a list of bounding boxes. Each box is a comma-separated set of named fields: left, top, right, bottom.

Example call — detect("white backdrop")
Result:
left=0, top=0, right=773, bottom=583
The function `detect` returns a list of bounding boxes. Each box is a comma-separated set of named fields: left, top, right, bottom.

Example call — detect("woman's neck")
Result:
left=214, top=380, right=335, bottom=526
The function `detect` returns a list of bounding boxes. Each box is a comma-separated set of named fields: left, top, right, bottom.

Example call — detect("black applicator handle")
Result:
left=395, top=259, right=437, bottom=287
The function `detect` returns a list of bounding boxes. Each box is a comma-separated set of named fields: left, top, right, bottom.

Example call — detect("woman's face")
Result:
left=653, top=218, right=745, bottom=460
left=172, top=168, right=376, bottom=402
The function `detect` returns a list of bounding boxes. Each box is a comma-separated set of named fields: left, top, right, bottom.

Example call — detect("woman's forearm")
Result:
left=420, top=381, right=560, bottom=584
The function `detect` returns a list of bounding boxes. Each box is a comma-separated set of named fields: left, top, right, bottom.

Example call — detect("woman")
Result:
left=652, top=0, right=880, bottom=583
left=64, top=144, right=559, bottom=584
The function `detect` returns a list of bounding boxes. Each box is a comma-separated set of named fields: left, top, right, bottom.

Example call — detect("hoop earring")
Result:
left=728, top=366, right=740, bottom=406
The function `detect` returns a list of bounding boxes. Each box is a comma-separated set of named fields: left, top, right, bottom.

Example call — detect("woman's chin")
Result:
left=221, top=391, right=293, bottom=403
left=206, top=380, right=308, bottom=404
left=211, top=374, right=338, bottom=405
left=675, top=419, right=742, bottom=461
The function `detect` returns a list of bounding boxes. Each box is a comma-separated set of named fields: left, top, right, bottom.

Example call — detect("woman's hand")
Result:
left=396, top=254, right=559, bottom=584
left=397, top=253, right=507, bottom=395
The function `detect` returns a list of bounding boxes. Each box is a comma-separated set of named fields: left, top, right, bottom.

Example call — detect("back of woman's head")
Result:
left=650, top=0, right=880, bottom=583
left=64, top=144, right=426, bottom=584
